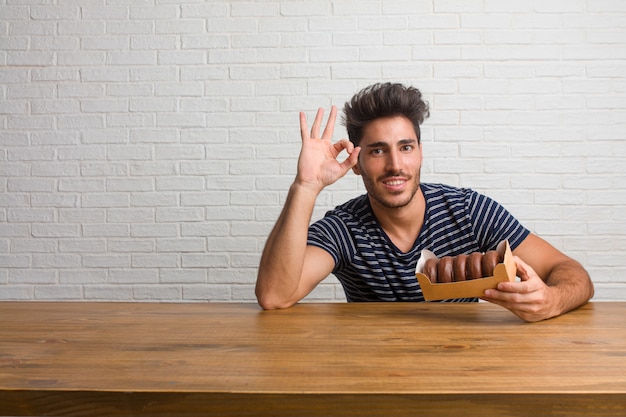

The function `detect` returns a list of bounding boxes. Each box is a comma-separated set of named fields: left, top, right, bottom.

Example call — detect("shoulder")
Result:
left=309, top=194, right=371, bottom=237
left=423, top=184, right=529, bottom=251
left=307, top=194, right=373, bottom=261
left=322, top=194, right=371, bottom=223
left=422, top=183, right=482, bottom=214
left=422, top=182, right=476, bottom=199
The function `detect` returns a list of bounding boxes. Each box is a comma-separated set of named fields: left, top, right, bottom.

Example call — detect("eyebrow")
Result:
left=365, top=138, right=417, bottom=148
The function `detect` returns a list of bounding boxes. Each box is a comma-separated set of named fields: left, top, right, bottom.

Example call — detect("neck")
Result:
left=368, top=189, right=426, bottom=253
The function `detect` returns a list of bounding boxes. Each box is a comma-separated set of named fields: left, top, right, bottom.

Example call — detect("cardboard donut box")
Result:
left=415, top=240, right=516, bottom=301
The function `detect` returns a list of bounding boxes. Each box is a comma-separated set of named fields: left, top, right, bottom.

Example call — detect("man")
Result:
left=256, top=82, right=594, bottom=322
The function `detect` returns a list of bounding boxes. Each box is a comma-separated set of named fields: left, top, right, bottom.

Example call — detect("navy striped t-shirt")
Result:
left=307, top=183, right=530, bottom=303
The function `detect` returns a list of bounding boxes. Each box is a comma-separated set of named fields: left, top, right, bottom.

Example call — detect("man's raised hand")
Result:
left=295, top=106, right=360, bottom=192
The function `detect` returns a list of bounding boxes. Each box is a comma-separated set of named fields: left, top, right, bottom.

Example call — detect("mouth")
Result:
left=381, top=176, right=408, bottom=191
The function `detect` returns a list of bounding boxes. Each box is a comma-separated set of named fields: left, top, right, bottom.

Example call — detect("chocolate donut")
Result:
left=424, top=258, right=438, bottom=283
left=467, top=252, right=483, bottom=280
left=481, top=250, right=502, bottom=277
left=438, top=256, right=454, bottom=283
left=453, top=254, right=468, bottom=282
left=422, top=249, right=504, bottom=283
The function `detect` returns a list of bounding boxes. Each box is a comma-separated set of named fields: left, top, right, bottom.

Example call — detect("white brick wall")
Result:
left=1, top=1, right=625, bottom=302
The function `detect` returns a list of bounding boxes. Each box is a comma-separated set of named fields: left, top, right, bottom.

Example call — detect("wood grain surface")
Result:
left=1, top=301, right=624, bottom=416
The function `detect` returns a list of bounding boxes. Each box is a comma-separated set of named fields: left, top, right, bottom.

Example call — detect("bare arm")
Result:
left=255, top=106, right=360, bottom=309
left=256, top=183, right=333, bottom=309
left=483, top=233, right=594, bottom=322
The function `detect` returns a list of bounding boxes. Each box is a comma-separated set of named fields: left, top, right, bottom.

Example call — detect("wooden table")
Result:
left=1, top=301, right=625, bottom=416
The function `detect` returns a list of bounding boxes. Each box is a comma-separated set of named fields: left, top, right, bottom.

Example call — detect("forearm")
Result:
left=485, top=253, right=594, bottom=322
left=256, top=182, right=319, bottom=309
left=545, top=259, right=595, bottom=317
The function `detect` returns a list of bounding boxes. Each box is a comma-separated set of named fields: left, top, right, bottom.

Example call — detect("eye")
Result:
left=370, top=148, right=384, bottom=155
left=401, top=144, right=413, bottom=152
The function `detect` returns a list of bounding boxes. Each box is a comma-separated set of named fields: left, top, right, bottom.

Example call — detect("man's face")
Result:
left=352, top=116, right=423, bottom=210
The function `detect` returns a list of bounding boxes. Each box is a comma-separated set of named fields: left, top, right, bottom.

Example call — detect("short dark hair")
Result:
left=342, top=82, right=430, bottom=146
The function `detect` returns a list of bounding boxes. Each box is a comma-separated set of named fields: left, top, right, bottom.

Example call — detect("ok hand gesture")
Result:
left=295, top=106, right=361, bottom=193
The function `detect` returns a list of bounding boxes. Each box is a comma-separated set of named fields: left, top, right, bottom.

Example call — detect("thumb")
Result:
left=514, top=256, right=532, bottom=282
left=339, top=146, right=361, bottom=173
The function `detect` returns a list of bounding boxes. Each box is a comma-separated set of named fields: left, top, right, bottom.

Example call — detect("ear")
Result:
left=352, top=161, right=361, bottom=176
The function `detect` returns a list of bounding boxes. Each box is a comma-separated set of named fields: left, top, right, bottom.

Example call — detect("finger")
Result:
left=484, top=285, right=518, bottom=300
left=311, top=108, right=325, bottom=139
left=513, top=256, right=533, bottom=282
left=332, top=139, right=356, bottom=162
left=482, top=284, right=535, bottom=311
left=299, top=112, right=309, bottom=141
left=321, top=105, right=337, bottom=141
left=332, top=138, right=354, bottom=154
left=492, top=257, right=532, bottom=294
left=339, top=146, right=361, bottom=172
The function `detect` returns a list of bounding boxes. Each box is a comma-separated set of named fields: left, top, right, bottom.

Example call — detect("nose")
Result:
left=386, top=148, right=401, bottom=172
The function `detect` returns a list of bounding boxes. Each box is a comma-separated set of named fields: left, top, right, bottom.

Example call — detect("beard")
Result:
left=360, top=167, right=421, bottom=209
